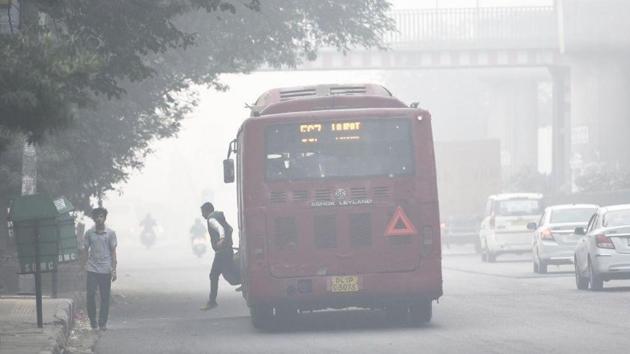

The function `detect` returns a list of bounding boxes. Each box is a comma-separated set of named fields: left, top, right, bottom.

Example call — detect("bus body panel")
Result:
left=236, top=101, right=442, bottom=310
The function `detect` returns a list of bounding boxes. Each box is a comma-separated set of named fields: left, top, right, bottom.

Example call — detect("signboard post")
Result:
left=33, top=220, right=44, bottom=328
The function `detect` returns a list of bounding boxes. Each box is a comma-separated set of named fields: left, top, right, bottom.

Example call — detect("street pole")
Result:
left=51, top=225, right=59, bottom=298
left=34, top=220, right=43, bottom=328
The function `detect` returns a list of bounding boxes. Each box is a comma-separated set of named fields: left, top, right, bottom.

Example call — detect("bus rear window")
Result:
left=265, top=119, right=414, bottom=180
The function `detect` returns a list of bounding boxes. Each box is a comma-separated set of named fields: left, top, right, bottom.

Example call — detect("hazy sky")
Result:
left=102, top=0, right=556, bottom=244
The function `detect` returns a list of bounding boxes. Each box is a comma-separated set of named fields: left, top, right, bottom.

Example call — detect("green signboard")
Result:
left=10, top=195, right=78, bottom=274
left=14, top=219, right=59, bottom=273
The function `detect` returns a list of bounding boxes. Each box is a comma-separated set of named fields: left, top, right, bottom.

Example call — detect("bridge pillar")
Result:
left=485, top=78, right=539, bottom=183
left=569, top=55, right=630, bottom=168
left=560, top=0, right=630, bottom=187
left=550, top=66, right=571, bottom=193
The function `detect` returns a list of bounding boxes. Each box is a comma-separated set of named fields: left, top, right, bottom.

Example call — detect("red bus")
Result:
left=223, top=84, right=442, bottom=328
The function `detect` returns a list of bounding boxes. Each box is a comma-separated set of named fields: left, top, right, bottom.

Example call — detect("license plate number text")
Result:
left=329, top=276, right=359, bottom=293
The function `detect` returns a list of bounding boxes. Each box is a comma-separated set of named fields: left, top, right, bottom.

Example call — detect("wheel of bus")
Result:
left=480, top=239, right=488, bottom=262
left=487, top=251, right=496, bottom=263
left=274, top=304, right=298, bottom=328
left=386, top=304, right=408, bottom=326
left=250, top=305, right=274, bottom=330
left=408, top=299, right=432, bottom=326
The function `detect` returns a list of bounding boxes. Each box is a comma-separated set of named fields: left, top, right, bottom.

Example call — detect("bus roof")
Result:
left=257, top=95, right=409, bottom=116
left=250, top=83, right=398, bottom=116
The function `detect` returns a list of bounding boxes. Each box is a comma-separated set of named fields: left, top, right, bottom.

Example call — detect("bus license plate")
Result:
left=329, top=276, right=359, bottom=293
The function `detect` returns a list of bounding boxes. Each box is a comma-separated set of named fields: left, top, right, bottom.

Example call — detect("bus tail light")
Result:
left=595, top=234, right=615, bottom=249
left=489, top=215, right=496, bottom=229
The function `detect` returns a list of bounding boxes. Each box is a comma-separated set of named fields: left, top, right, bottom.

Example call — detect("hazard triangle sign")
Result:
left=384, top=206, right=418, bottom=236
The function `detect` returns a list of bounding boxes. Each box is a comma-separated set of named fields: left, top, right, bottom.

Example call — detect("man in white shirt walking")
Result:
left=82, top=206, right=117, bottom=330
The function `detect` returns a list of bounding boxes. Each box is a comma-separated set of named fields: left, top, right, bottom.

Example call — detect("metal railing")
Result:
left=385, top=6, right=558, bottom=50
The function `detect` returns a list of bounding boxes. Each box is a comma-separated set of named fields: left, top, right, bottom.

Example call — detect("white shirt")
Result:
left=84, top=227, right=117, bottom=274
left=207, top=218, right=225, bottom=239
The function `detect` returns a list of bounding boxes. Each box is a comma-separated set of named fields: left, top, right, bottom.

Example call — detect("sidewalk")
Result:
left=0, top=296, right=74, bottom=354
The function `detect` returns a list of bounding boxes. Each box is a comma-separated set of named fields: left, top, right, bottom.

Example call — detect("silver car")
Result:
left=529, top=204, right=598, bottom=273
left=574, top=204, right=630, bottom=290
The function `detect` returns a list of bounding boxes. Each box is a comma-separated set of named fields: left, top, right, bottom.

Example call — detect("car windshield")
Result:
left=603, top=209, right=630, bottom=227
left=265, top=118, right=414, bottom=181
left=550, top=208, right=597, bottom=223
left=496, top=199, right=541, bottom=216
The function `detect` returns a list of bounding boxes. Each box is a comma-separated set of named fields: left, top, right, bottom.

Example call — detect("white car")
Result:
left=529, top=204, right=598, bottom=273
left=574, top=204, right=630, bottom=290
left=480, top=193, right=543, bottom=262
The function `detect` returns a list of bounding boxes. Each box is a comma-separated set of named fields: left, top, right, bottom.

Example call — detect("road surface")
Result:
left=86, top=238, right=630, bottom=354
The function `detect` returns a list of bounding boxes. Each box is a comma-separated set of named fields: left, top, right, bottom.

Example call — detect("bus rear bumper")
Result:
left=246, top=269, right=443, bottom=311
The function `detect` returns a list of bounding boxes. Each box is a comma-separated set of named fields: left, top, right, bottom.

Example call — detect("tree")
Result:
left=574, top=162, right=630, bottom=193
left=1, top=0, right=194, bottom=142
left=0, top=0, right=394, bottom=211
left=504, top=166, right=552, bottom=196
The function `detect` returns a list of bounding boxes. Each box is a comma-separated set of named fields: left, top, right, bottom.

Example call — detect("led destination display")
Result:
left=299, top=122, right=362, bottom=143
left=266, top=119, right=414, bottom=181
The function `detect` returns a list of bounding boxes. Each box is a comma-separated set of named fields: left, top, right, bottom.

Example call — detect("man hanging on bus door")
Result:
left=199, top=202, right=241, bottom=310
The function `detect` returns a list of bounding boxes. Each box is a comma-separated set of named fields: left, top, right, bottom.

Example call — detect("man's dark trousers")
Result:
left=87, top=271, right=112, bottom=328
left=209, top=250, right=234, bottom=303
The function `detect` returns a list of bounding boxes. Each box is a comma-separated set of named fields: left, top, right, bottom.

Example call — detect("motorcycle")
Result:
left=140, top=229, right=156, bottom=249
left=191, top=235, right=207, bottom=258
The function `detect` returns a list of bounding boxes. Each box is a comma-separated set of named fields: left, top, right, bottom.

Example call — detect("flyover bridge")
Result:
left=299, top=6, right=560, bottom=70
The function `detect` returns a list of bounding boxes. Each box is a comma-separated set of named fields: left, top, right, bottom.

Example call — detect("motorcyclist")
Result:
left=140, top=213, right=157, bottom=233
left=190, top=218, right=208, bottom=257
left=190, top=218, right=206, bottom=241
left=139, top=213, right=157, bottom=248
